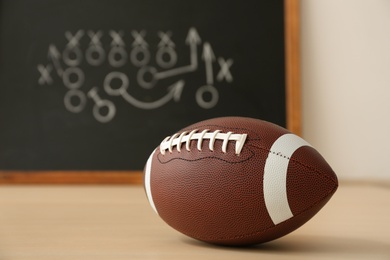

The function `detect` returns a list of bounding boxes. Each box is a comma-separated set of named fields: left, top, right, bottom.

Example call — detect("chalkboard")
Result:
left=0, top=0, right=301, bottom=183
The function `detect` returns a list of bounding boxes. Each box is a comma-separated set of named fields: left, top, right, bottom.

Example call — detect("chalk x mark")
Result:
left=217, top=57, right=234, bottom=82
left=37, top=64, right=53, bottom=85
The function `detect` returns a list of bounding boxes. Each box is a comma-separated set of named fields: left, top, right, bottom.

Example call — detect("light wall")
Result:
left=300, top=0, right=390, bottom=181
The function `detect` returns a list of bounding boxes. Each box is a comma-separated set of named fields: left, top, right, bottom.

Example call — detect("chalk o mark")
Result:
left=137, top=66, right=157, bottom=89
left=86, top=45, right=105, bottom=66
left=108, top=46, right=127, bottom=67
left=156, top=46, right=177, bottom=69
left=130, top=46, right=150, bottom=67
left=196, top=85, right=219, bottom=109
left=64, top=89, right=86, bottom=113
left=63, top=67, right=85, bottom=89
left=63, top=46, right=83, bottom=67
left=104, top=71, right=129, bottom=96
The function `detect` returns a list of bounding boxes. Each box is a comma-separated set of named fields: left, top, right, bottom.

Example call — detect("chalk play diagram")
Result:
left=37, top=28, right=234, bottom=123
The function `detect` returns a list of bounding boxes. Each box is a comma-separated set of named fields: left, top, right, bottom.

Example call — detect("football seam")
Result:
left=261, top=146, right=338, bottom=184
left=287, top=155, right=338, bottom=184
left=156, top=144, right=336, bottom=184
left=156, top=147, right=256, bottom=165
left=188, top=146, right=338, bottom=243
left=153, top=127, right=338, bottom=243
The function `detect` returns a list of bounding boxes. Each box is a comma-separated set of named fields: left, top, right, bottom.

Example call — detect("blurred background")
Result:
left=301, top=0, right=390, bottom=181
left=0, top=0, right=389, bottom=183
left=0, top=1, right=389, bottom=258
left=0, top=1, right=289, bottom=181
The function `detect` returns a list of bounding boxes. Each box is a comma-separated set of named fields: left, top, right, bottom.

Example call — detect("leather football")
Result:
left=143, top=117, right=338, bottom=246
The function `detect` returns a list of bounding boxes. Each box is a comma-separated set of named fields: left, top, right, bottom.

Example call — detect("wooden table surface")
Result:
left=0, top=182, right=389, bottom=260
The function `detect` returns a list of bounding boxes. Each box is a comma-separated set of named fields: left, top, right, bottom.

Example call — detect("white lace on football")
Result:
left=159, top=129, right=247, bottom=155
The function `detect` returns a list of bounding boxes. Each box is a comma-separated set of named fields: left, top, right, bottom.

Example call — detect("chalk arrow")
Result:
left=155, top=28, right=201, bottom=80
left=185, top=27, right=201, bottom=45
left=121, top=80, right=184, bottom=109
left=48, top=44, right=63, bottom=76
left=202, top=42, right=216, bottom=85
left=186, top=27, right=201, bottom=68
left=169, top=80, right=184, bottom=102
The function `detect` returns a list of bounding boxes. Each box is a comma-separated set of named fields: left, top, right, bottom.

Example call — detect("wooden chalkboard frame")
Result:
left=0, top=0, right=301, bottom=184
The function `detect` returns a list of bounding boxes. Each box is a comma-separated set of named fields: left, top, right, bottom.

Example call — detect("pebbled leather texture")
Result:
left=144, top=117, right=338, bottom=246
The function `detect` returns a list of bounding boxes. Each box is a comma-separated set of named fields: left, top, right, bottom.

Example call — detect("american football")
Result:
left=143, top=117, right=338, bottom=246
